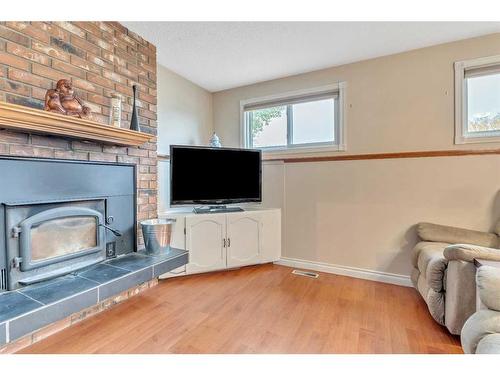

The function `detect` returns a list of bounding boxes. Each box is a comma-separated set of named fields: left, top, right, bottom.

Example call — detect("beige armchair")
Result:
left=461, top=266, right=500, bottom=354
left=411, top=220, right=500, bottom=335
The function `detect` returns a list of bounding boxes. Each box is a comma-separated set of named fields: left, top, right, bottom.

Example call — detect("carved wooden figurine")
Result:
left=44, top=79, right=91, bottom=118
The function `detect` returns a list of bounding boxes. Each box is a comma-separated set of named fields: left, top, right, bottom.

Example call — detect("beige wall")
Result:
left=157, top=64, right=213, bottom=155
left=213, top=33, right=500, bottom=154
left=212, top=33, right=500, bottom=279
left=284, top=156, right=499, bottom=277
left=157, top=64, right=214, bottom=213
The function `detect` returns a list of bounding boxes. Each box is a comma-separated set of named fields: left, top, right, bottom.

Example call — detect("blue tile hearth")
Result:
left=9, top=289, right=99, bottom=341
left=0, top=323, right=6, bottom=346
left=105, top=253, right=157, bottom=271
left=0, top=291, right=43, bottom=322
left=153, top=252, right=188, bottom=278
left=141, top=248, right=186, bottom=259
left=77, top=263, right=130, bottom=284
left=0, top=248, right=188, bottom=346
left=98, top=268, right=151, bottom=301
left=20, top=275, right=99, bottom=305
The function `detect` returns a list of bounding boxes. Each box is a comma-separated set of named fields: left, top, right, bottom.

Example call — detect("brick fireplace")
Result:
left=0, top=21, right=158, bottom=248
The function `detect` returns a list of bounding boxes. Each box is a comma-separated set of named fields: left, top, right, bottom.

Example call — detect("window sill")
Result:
left=455, top=134, right=500, bottom=145
left=260, top=143, right=346, bottom=158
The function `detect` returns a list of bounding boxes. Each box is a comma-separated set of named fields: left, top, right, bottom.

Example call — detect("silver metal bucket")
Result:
left=140, top=218, right=176, bottom=254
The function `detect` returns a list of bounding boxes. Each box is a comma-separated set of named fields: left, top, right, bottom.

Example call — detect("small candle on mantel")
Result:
left=109, top=93, right=122, bottom=128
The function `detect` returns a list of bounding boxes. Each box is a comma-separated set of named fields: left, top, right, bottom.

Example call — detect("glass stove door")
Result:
left=18, top=206, right=105, bottom=271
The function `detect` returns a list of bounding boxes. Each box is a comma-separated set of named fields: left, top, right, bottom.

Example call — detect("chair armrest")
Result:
left=476, top=266, right=500, bottom=311
left=444, top=244, right=500, bottom=263
left=417, top=222, right=498, bottom=247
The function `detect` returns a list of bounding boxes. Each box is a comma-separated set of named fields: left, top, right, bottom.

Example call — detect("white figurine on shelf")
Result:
left=209, top=132, right=222, bottom=147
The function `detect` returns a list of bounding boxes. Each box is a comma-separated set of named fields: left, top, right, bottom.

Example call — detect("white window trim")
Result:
left=455, top=55, right=500, bottom=145
left=239, top=83, right=347, bottom=156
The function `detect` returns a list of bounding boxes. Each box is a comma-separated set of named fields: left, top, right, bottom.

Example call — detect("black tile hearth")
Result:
left=0, top=291, right=43, bottom=322
left=20, top=275, right=99, bottom=305
left=0, top=248, right=188, bottom=347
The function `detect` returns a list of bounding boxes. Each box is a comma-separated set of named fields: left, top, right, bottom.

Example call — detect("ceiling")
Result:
left=123, top=22, right=500, bottom=92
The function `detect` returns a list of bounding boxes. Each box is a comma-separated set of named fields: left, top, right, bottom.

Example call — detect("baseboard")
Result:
left=275, top=257, right=412, bottom=287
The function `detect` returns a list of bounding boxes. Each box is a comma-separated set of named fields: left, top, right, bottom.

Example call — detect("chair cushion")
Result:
left=476, top=333, right=500, bottom=354
left=461, top=310, right=500, bottom=353
left=477, top=266, right=500, bottom=311
left=413, top=241, right=449, bottom=292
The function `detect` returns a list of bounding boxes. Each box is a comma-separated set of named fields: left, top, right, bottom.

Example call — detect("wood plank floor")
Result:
left=19, top=264, right=462, bottom=354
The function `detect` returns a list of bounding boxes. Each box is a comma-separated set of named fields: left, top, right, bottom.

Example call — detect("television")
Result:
left=170, top=145, right=262, bottom=208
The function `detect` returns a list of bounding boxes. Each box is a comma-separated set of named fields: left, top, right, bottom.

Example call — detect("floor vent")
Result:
left=0, top=268, right=7, bottom=291
left=292, top=269, right=319, bottom=278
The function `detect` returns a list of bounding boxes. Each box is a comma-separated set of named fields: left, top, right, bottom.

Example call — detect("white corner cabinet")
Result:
left=158, top=208, right=281, bottom=278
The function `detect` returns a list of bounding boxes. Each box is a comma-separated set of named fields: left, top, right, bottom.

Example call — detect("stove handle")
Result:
left=99, top=223, right=122, bottom=237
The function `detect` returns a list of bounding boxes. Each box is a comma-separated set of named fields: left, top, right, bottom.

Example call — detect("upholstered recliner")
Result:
left=411, top=220, right=500, bottom=335
left=462, top=266, right=500, bottom=354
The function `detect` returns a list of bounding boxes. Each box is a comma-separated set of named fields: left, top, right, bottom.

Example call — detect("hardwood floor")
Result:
left=19, top=264, right=462, bottom=354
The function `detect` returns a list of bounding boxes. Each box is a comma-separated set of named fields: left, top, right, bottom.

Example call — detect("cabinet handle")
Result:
left=223, top=238, right=226, bottom=247
left=227, top=238, right=231, bottom=247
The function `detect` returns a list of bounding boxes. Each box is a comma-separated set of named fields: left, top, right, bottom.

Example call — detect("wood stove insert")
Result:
left=0, top=156, right=137, bottom=291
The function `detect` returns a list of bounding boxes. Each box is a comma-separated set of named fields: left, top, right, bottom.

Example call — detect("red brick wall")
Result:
left=0, top=21, right=158, bottom=248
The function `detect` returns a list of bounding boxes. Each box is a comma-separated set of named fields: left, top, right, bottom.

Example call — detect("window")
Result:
left=455, top=55, right=500, bottom=144
left=241, top=84, right=346, bottom=153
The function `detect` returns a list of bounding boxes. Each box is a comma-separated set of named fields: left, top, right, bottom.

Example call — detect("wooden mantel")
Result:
left=0, top=101, right=154, bottom=147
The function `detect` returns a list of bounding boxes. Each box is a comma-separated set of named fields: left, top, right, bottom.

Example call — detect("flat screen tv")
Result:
left=170, top=145, right=262, bottom=206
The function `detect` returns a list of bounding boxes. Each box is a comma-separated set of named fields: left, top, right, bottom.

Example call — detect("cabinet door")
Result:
left=185, top=214, right=226, bottom=274
left=226, top=212, right=261, bottom=268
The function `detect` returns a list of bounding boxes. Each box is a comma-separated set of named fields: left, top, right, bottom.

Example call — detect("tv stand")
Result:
left=159, top=208, right=281, bottom=278
left=193, top=205, right=244, bottom=214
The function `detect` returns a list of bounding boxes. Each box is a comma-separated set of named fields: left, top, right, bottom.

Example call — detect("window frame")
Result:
left=240, top=83, right=346, bottom=155
left=454, top=55, right=500, bottom=144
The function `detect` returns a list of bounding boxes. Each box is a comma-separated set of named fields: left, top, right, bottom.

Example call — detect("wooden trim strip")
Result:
left=160, top=149, right=500, bottom=164
left=158, top=154, right=170, bottom=161
left=266, top=149, right=500, bottom=163
left=0, top=101, right=154, bottom=147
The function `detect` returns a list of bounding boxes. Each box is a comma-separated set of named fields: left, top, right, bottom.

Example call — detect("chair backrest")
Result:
left=477, top=266, right=500, bottom=311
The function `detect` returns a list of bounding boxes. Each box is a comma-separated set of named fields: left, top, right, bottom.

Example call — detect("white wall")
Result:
left=211, top=33, right=500, bottom=279
left=157, top=64, right=214, bottom=213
